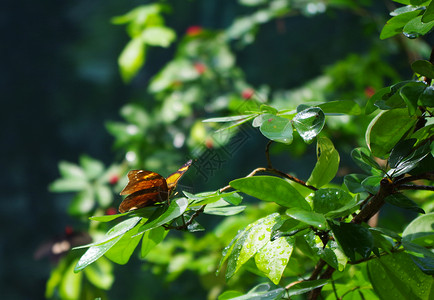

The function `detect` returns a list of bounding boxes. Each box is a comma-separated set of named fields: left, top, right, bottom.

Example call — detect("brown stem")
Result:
left=265, top=140, right=273, bottom=168
left=352, top=178, right=395, bottom=224
left=308, top=266, right=335, bottom=300
left=398, top=184, right=434, bottom=191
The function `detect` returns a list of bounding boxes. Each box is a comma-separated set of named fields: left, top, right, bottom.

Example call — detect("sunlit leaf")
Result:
left=307, top=136, right=340, bottom=188
left=293, top=107, right=325, bottom=143
left=259, top=115, right=293, bottom=144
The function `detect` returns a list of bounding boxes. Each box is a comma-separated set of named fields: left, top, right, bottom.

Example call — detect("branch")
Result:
left=352, top=178, right=395, bottom=224
left=398, top=184, right=434, bottom=191
left=164, top=205, right=206, bottom=231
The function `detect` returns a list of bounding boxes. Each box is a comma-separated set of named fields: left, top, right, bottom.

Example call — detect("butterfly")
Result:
left=118, top=159, right=193, bottom=213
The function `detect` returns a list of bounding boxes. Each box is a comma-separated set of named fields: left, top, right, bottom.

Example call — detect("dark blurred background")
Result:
left=0, top=0, right=421, bottom=299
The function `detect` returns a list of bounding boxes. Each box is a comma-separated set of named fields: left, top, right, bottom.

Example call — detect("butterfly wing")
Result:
left=166, top=159, right=193, bottom=194
left=119, top=170, right=168, bottom=213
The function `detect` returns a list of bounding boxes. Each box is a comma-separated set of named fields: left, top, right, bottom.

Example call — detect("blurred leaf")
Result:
left=80, top=155, right=105, bottom=180
left=141, top=26, right=176, bottom=47
left=230, top=176, right=310, bottom=210
left=60, top=259, right=82, bottom=299
left=83, top=257, right=114, bottom=290
left=95, top=185, right=113, bottom=207
left=259, top=115, right=293, bottom=144
left=203, top=114, right=257, bottom=123
left=367, top=251, right=433, bottom=299
left=317, top=100, right=361, bottom=115
left=68, top=188, right=95, bottom=215
left=219, top=283, right=285, bottom=300
left=49, top=178, right=88, bottom=193
left=118, top=37, right=146, bottom=83
left=366, top=108, right=418, bottom=158
left=58, top=161, right=86, bottom=179
left=412, top=60, right=434, bottom=78
left=329, top=221, right=373, bottom=261
left=419, top=86, right=434, bottom=106
left=307, top=136, right=340, bottom=188
left=293, top=107, right=325, bottom=143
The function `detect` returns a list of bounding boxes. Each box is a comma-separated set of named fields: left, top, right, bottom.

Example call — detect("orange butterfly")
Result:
left=118, top=160, right=193, bottom=213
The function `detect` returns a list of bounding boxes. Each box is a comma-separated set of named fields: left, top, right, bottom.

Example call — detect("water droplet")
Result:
left=403, top=32, right=419, bottom=39
left=258, top=234, right=266, bottom=241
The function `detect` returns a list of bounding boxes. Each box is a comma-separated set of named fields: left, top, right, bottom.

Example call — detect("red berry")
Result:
left=194, top=62, right=206, bottom=74
left=186, top=26, right=202, bottom=36
left=106, top=207, right=117, bottom=215
left=242, top=88, right=255, bottom=100
left=109, top=175, right=119, bottom=185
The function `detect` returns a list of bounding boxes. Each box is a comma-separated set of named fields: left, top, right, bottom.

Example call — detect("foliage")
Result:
left=47, top=0, right=433, bottom=299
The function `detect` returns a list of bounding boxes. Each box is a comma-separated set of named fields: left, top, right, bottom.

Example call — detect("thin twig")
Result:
left=398, top=184, right=434, bottom=191
left=265, top=140, right=273, bottom=168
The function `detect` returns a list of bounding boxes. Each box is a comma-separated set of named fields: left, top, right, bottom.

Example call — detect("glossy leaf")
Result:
left=204, top=205, right=246, bottom=216
left=104, top=220, right=145, bottom=264
left=230, top=176, right=310, bottom=210
left=75, top=217, right=142, bottom=249
left=259, top=115, right=293, bottom=144
left=388, top=138, right=417, bottom=168
left=351, top=147, right=383, bottom=174
left=136, top=197, right=189, bottom=234
left=286, top=208, right=327, bottom=229
left=366, top=108, right=418, bottom=158
left=367, top=252, right=434, bottom=300
left=307, top=136, right=340, bottom=188
left=74, top=236, right=122, bottom=272
left=380, top=10, right=421, bottom=40
left=254, top=235, right=294, bottom=284
left=83, top=257, right=114, bottom=290
left=140, top=227, right=167, bottom=259
left=219, top=283, right=285, bottom=300
left=312, top=188, right=353, bottom=214
left=202, top=114, right=257, bottom=123
left=252, top=113, right=274, bottom=128
left=403, top=16, right=434, bottom=39
left=389, top=142, right=431, bottom=177
left=292, top=107, right=325, bottom=143
left=329, top=221, right=373, bottom=261
left=402, top=241, right=434, bottom=275
left=224, top=213, right=280, bottom=279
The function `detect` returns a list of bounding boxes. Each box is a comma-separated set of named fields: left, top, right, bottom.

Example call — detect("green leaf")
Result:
left=286, top=279, right=329, bottom=297
left=204, top=205, right=246, bottom=216
left=351, top=147, right=383, bottom=174
left=58, top=161, right=86, bottom=179
left=317, top=100, right=361, bottom=115
left=80, top=155, right=105, bottom=180
left=367, top=251, right=434, bottom=300
left=402, top=212, right=434, bottom=247
left=74, top=236, right=122, bottom=272
left=141, top=226, right=168, bottom=258
left=89, top=206, right=157, bottom=222
left=389, top=139, right=417, bottom=168
left=104, top=219, right=145, bottom=264
left=141, top=26, right=176, bottom=47
left=136, top=197, right=189, bottom=234
left=83, top=257, right=114, bottom=290
left=220, top=283, right=285, bottom=300
left=380, top=10, right=422, bottom=40
left=202, top=114, right=256, bottom=123
left=312, top=188, right=353, bottom=214
left=419, top=86, right=434, bottom=106
left=412, top=60, right=434, bottom=78
left=286, top=208, right=327, bottom=229
left=344, top=174, right=369, bottom=193
left=329, top=221, right=373, bottom=261
left=307, top=136, right=340, bottom=188
left=49, top=178, right=88, bottom=193
left=118, top=37, right=146, bottom=83
left=361, top=175, right=383, bottom=194
left=254, top=235, right=294, bottom=284
left=252, top=113, right=273, bottom=128
left=366, top=108, right=418, bottom=158
left=366, top=87, right=389, bottom=114
left=259, top=115, right=293, bottom=144
left=292, top=107, right=325, bottom=143
left=411, top=124, right=434, bottom=146
left=68, top=188, right=95, bottom=215
left=400, top=81, right=427, bottom=115
left=61, top=259, right=83, bottom=298
left=225, top=213, right=280, bottom=279
left=230, top=176, right=310, bottom=210
left=402, top=241, right=434, bottom=275
left=403, top=15, right=434, bottom=39
left=389, top=142, right=431, bottom=177
left=95, top=185, right=112, bottom=207
left=422, top=1, right=434, bottom=23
